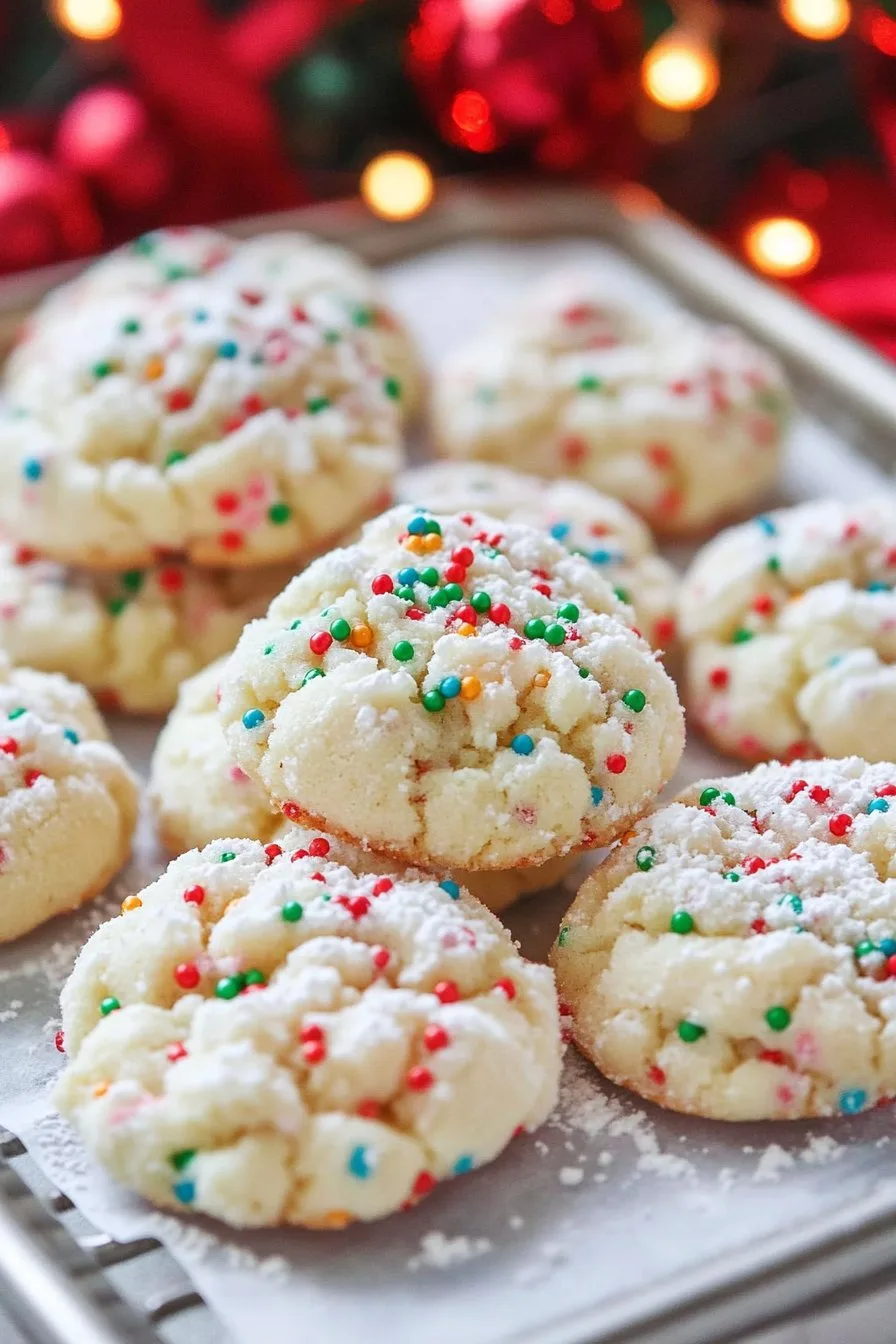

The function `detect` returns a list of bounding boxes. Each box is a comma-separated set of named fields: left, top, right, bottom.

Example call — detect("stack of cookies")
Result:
left=0, top=226, right=418, bottom=712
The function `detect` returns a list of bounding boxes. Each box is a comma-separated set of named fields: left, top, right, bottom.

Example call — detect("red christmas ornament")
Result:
left=56, top=86, right=174, bottom=213
left=0, top=150, right=101, bottom=272
left=407, top=0, right=644, bottom=175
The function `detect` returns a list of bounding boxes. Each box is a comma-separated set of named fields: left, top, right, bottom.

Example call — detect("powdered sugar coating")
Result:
left=432, top=272, right=789, bottom=536
left=680, top=497, right=896, bottom=763
left=0, top=543, right=297, bottom=714
left=151, top=659, right=574, bottom=912
left=552, top=757, right=896, bottom=1120
left=55, top=839, right=561, bottom=1228
left=397, top=462, right=678, bottom=649
left=0, top=656, right=138, bottom=941
left=218, top=506, right=684, bottom=869
left=0, top=269, right=401, bottom=569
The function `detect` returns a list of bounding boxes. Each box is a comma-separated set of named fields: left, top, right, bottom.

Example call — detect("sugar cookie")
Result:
left=55, top=839, right=561, bottom=1227
left=398, top=462, right=679, bottom=650
left=0, top=544, right=297, bottom=714
left=0, top=655, right=138, bottom=941
left=680, top=497, right=896, bottom=764
left=0, top=274, right=401, bottom=569
left=219, top=506, right=684, bottom=870
left=150, top=660, right=575, bottom=912
left=552, top=756, right=896, bottom=1120
left=432, top=272, right=789, bottom=536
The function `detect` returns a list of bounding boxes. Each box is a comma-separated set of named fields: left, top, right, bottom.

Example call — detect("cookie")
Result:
left=9, top=227, right=422, bottom=420
left=0, top=271, right=401, bottom=569
left=398, top=462, right=679, bottom=650
left=680, top=498, right=896, bottom=764
left=54, top=839, right=561, bottom=1228
left=150, top=660, right=575, bottom=912
left=0, top=544, right=298, bottom=715
left=218, top=505, right=684, bottom=870
left=0, top=655, right=138, bottom=941
left=432, top=272, right=789, bottom=536
left=552, top=756, right=896, bottom=1121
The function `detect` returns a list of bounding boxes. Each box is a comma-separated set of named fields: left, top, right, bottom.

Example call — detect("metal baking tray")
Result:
left=1, top=184, right=896, bottom=1344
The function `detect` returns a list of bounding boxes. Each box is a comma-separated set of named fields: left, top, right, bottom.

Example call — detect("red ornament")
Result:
left=0, top=149, right=100, bottom=272
left=55, top=86, right=174, bottom=213
left=407, top=0, right=644, bottom=176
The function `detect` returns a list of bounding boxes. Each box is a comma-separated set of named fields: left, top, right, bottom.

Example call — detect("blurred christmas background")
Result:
left=1, top=0, right=896, bottom=353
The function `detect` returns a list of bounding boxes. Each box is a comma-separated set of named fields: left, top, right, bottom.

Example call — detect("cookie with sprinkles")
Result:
left=552, top=756, right=896, bottom=1121
left=0, top=544, right=298, bottom=715
left=150, top=659, right=576, bottom=913
left=0, top=270, right=401, bottom=569
left=431, top=271, right=790, bottom=536
left=218, top=505, right=684, bottom=870
left=680, top=496, right=896, bottom=764
left=0, top=654, right=138, bottom=941
left=54, top=838, right=561, bottom=1228
left=397, top=462, right=679, bottom=650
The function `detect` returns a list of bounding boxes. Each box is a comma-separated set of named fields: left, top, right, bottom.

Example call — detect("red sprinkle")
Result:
left=509, top=636, right=524, bottom=650
left=490, top=602, right=511, bottom=624
left=371, top=945, right=390, bottom=970
left=708, top=667, right=729, bottom=690
left=606, top=754, right=627, bottom=774
left=215, top=491, right=239, bottom=515
left=843, top=521, right=861, bottom=541
left=407, top=1065, right=435, bottom=1091
left=752, top=594, right=775, bottom=616
left=646, top=443, right=673, bottom=468
left=14, top=546, right=36, bottom=565
left=887, top=955, right=896, bottom=978
left=809, top=785, right=830, bottom=805
left=494, top=977, right=517, bottom=1000
left=166, top=387, right=193, bottom=413
left=372, top=878, right=393, bottom=896
left=412, top=1170, right=436, bottom=1198
left=785, top=779, right=808, bottom=802
left=759, top=1049, right=788, bottom=1066
left=533, top=582, right=552, bottom=598
left=338, top=895, right=371, bottom=920
left=456, top=605, right=478, bottom=625
left=751, top=918, right=768, bottom=934
left=356, top=1099, right=381, bottom=1118
left=308, top=837, right=330, bottom=857
left=290, top=849, right=308, bottom=861
left=219, top=530, right=244, bottom=552
left=423, top=1024, right=450, bottom=1052
left=301, top=1023, right=323, bottom=1043
left=371, top=573, right=393, bottom=595
left=166, top=1042, right=188, bottom=1063
left=174, top=962, right=200, bottom=989
left=24, top=769, right=42, bottom=788
left=829, top=813, right=852, bottom=836
left=264, top=843, right=283, bottom=865
left=0, top=738, right=18, bottom=756
left=54, top=1030, right=65, bottom=1054
left=406, top=607, right=425, bottom=621
left=157, top=566, right=184, bottom=594
left=877, top=785, right=896, bottom=797
left=647, top=1064, right=666, bottom=1086
left=654, top=616, right=677, bottom=643
left=303, top=1040, right=326, bottom=1064
left=434, top=980, right=460, bottom=1004
left=282, top=801, right=302, bottom=821
left=309, top=631, right=333, bottom=655
left=452, top=546, right=474, bottom=567
left=443, top=563, right=466, bottom=584
left=183, top=885, right=205, bottom=906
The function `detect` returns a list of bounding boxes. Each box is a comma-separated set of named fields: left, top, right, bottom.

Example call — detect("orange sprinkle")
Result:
left=403, top=535, right=426, bottom=555
left=457, top=622, right=476, bottom=637
left=620, top=829, right=636, bottom=844
left=460, top=675, right=481, bottom=700
left=533, top=672, right=550, bottom=688
left=350, top=624, right=373, bottom=649
left=92, top=1082, right=109, bottom=1098
left=321, top=1209, right=352, bottom=1229
left=144, top=355, right=165, bottom=381
left=421, top=533, right=442, bottom=553
left=121, top=894, right=142, bottom=912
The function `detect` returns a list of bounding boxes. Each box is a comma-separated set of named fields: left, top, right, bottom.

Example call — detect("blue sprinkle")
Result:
left=591, top=786, right=604, bottom=806
left=407, top=515, right=428, bottom=536
left=452, top=1154, right=475, bottom=1175
left=511, top=733, right=534, bottom=756
left=22, top=458, right=43, bottom=481
left=549, top=522, right=571, bottom=542
left=440, top=879, right=460, bottom=900
left=756, top=515, right=777, bottom=536
left=397, top=567, right=419, bottom=586
left=347, top=1144, right=374, bottom=1179
left=828, top=654, right=845, bottom=667
left=839, top=1088, right=867, bottom=1115
left=242, top=708, right=265, bottom=729
left=173, top=1179, right=196, bottom=1204
left=868, top=581, right=891, bottom=593
left=868, top=798, right=890, bottom=813
left=439, top=676, right=462, bottom=699
left=217, top=340, right=239, bottom=359
left=880, top=938, right=896, bottom=958
left=590, top=549, right=612, bottom=565
left=63, top=728, right=79, bottom=745
left=193, top=309, right=209, bottom=322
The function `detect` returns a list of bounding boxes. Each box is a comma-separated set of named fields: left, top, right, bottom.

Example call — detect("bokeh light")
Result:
left=744, top=216, right=821, bottom=278
left=360, top=152, right=434, bottom=222
left=779, top=0, right=851, bottom=40
left=862, top=7, right=896, bottom=53
left=53, top=0, right=122, bottom=41
left=641, top=34, right=720, bottom=112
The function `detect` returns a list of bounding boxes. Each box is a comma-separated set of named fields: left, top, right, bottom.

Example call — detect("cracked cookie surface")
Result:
left=218, top=506, right=684, bottom=870
left=552, top=757, right=896, bottom=1120
left=55, top=839, right=560, bottom=1227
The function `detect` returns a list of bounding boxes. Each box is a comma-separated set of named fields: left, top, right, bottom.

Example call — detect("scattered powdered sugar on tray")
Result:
left=408, top=1231, right=493, bottom=1271
left=559, top=1167, right=584, bottom=1186
left=752, top=1144, right=796, bottom=1182
left=144, top=1213, right=292, bottom=1282
left=800, top=1135, right=845, bottom=1166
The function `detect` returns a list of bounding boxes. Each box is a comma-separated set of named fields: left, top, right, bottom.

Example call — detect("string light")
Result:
left=744, top=217, right=821, bottom=278
left=779, top=0, right=851, bottom=40
left=360, top=152, right=434, bottom=222
left=641, top=31, right=720, bottom=112
left=53, top=0, right=122, bottom=40
left=862, top=7, right=896, bottom=54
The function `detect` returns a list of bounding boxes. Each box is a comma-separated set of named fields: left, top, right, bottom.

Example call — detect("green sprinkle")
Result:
left=443, top=583, right=463, bottom=602
left=677, top=1020, right=705, bottom=1043
left=622, top=689, right=646, bottom=713
left=219, top=851, right=236, bottom=863
left=393, top=640, right=415, bottom=662
left=855, top=940, right=877, bottom=959
left=670, top=910, right=694, bottom=935
left=92, top=360, right=113, bottom=379
left=578, top=667, right=590, bottom=679
left=330, top=617, right=351, bottom=641
left=471, top=592, right=491, bottom=613
left=699, top=787, right=721, bottom=806
left=614, top=586, right=630, bottom=605
left=351, top=305, right=373, bottom=327
left=780, top=894, right=803, bottom=914
left=721, top=792, right=736, bottom=806
left=429, top=590, right=450, bottom=609
left=268, top=502, right=291, bottom=525
left=422, top=689, right=446, bottom=712
left=244, top=969, right=266, bottom=986
left=306, top=395, right=331, bottom=414
left=171, top=1149, right=196, bottom=1171
left=525, top=618, right=546, bottom=640
left=636, top=845, right=656, bottom=872
left=396, top=586, right=417, bottom=603
left=121, top=318, right=141, bottom=334
left=263, top=644, right=275, bottom=656
left=419, top=567, right=439, bottom=587
left=384, top=376, right=402, bottom=401
left=282, top=901, right=303, bottom=923
left=557, top=602, right=579, bottom=621
left=215, top=976, right=243, bottom=1000
left=765, top=1006, right=791, bottom=1032
left=723, top=872, right=740, bottom=882
left=423, top=520, right=442, bottom=536
left=164, top=450, right=187, bottom=469
left=63, top=728, right=79, bottom=744
left=544, top=623, right=566, bottom=646
left=99, top=996, right=120, bottom=1016
left=121, top=570, right=143, bottom=593
left=766, top=556, right=781, bottom=573
left=558, top=925, right=570, bottom=946
left=290, top=619, right=302, bottom=630
left=303, top=667, right=325, bottom=685
left=106, top=596, right=127, bottom=616
left=577, top=374, right=601, bottom=392
left=731, top=628, right=754, bottom=644
left=7, top=708, right=25, bottom=720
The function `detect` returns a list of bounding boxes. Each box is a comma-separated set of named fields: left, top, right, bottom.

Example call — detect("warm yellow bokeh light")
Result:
left=779, top=0, right=851, bottom=40
left=54, top=0, right=122, bottom=40
left=641, top=34, right=720, bottom=112
left=744, top=217, right=821, bottom=278
left=360, top=152, right=434, bottom=222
